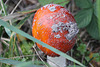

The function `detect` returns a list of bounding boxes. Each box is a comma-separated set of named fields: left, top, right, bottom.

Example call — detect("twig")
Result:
left=1, top=37, right=10, bottom=42
left=9, top=0, right=22, bottom=25
left=81, top=41, right=91, bottom=63
left=0, top=42, right=3, bottom=55
left=1, top=40, right=9, bottom=47
left=16, top=41, right=23, bottom=56
left=10, top=0, right=22, bottom=14
left=89, top=63, right=94, bottom=67
left=5, top=0, right=9, bottom=4
left=32, top=44, right=49, bottom=67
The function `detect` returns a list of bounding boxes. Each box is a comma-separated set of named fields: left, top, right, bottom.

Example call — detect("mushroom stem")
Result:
left=47, top=56, right=66, bottom=67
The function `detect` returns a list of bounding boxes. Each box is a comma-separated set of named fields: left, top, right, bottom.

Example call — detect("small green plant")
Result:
left=77, top=44, right=87, bottom=55
left=75, top=0, right=100, bottom=40
left=76, top=43, right=100, bottom=66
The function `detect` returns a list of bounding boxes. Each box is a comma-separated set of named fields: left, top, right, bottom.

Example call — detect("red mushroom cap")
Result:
left=32, top=4, right=79, bottom=57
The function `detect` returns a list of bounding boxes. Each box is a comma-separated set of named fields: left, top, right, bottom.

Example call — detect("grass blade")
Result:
left=0, top=57, right=43, bottom=67
left=1, top=0, right=7, bottom=16
left=1, top=0, right=12, bottom=37
left=0, top=19, right=85, bottom=67
left=0, top=9, right=37, bottom=21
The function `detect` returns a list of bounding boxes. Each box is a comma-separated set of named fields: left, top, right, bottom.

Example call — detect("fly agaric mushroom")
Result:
left=32, top=4, right=79, bottom=67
